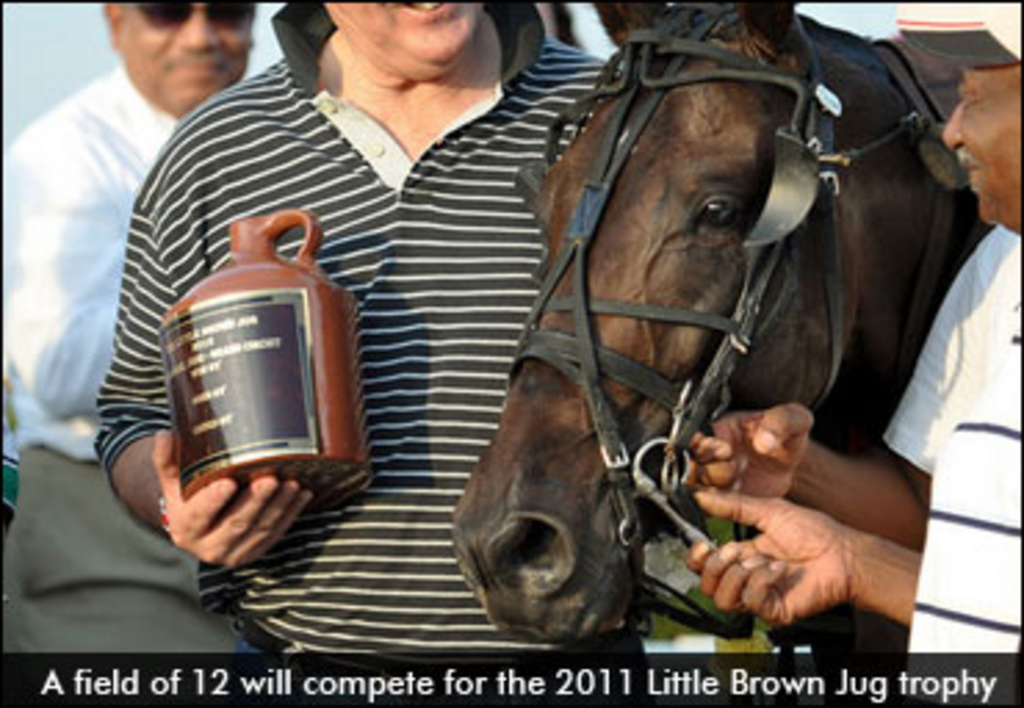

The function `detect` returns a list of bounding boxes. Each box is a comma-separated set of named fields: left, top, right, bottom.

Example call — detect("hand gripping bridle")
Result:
left=512, top=5, right=932, bottom=636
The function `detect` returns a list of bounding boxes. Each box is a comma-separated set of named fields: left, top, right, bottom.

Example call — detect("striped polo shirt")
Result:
left=96, top=5, right=602, bottom=652
left=910, top=302, right=1021, bottom=652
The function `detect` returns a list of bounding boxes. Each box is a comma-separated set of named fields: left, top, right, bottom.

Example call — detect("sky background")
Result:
left=3, top=3, right=898, bottom=150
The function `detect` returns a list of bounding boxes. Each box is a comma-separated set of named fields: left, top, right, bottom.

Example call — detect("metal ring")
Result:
left=674, top=447, right=694, bottom=487
left=632, top=437, right=669, bottom=490
left=618, top=518, right=638, bottom=546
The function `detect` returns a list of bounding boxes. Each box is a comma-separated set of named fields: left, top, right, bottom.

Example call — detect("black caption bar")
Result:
left=3, top=652, right=1020, bottom=706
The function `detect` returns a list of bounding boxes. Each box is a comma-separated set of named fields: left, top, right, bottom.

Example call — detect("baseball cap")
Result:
left=896, top=4, right=1022, bottom=68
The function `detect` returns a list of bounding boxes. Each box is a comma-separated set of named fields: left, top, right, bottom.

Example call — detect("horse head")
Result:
left=453, top=2, right=967, bottom=643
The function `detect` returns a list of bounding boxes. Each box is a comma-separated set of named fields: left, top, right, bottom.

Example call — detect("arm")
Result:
left=847, top=526, right=920, bottom=626
left=110, top=436, right=164, bottom=530
left=790, top=442, right=930, bottom=550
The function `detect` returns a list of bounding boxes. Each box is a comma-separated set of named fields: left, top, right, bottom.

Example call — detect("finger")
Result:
left=754, top=404, right=813, bottom=456
left=710, top=410, right=759, bottom=442
left=689, top=436, right=736, bottom=488
left=742, top=561, right=790, bottom=624
left=176, top=478, right=239, bottom=540
left=713, top=560, right=753, bottom=612
left=207, top=473, right=282, bottom=545
left=690, top=432, right=733, bottom=461
left=700, top=460, right=739, bottom=489
left=245, top=479, right=303, bottom=537
left=686, top=541, right=713, bottom=573
left=693, top=489, right=784, bottom=531
left=699, top=541, right=743, bottom=599
left=233, top=487, right=314, bottom=565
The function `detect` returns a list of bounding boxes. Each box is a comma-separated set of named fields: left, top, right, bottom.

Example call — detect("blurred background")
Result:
left=3, top=3, right=897, bottom=150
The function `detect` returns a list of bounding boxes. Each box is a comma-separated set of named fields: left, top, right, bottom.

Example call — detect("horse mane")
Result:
left=799, top=15, right=891, bottom=80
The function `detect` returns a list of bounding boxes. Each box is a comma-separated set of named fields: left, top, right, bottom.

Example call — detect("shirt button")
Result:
left=369, top=143, right=386, bottom=158
left=317, top=99, right=338, bottom=115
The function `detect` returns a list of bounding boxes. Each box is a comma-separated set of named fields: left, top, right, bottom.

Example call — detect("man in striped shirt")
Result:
left=685, top=3, right=1020, bottom=652
left=97, top=4, right=610, bottom=655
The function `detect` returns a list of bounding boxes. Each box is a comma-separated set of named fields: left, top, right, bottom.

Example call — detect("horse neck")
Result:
left=815, top=34, right=968, bottom=442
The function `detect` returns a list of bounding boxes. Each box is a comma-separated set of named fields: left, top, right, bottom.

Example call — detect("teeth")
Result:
left=407, top=3, right=442, bottom=10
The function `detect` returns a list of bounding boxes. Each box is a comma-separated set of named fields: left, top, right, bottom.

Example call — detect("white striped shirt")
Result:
left=910, top=303, right=1021, bottom=652
left=96, top=6, right=603, bottom=653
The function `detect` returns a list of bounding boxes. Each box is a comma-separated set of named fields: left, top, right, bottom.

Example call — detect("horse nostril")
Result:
left=487, top=514, right=577, bottom=597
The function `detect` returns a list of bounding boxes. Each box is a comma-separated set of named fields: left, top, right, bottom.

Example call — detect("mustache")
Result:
left=956, top=146, right=978, bottom=172
left=956, top=147, right=982, bottom=195
left=166, top=51, right=231, bottom=72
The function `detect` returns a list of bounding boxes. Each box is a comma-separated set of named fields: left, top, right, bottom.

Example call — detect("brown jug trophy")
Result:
left=160, top=209, right=370, bottom=511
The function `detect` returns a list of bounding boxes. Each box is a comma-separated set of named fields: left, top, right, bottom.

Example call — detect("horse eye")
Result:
left=696, top=198, right=742, bottom=231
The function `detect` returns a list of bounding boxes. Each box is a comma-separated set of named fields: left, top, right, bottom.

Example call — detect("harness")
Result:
left=512, top=5, right=945, bottom=636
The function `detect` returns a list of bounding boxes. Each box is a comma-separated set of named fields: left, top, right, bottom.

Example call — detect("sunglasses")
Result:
left=135, top=4, right=254, bottom=30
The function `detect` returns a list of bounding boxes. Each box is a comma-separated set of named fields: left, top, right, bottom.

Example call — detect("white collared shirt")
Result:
left=910, top=301, right=1020, bottom=652
left=884, top=226, right=1021, bottom=652
left=3, top=66, right=177, bottom=460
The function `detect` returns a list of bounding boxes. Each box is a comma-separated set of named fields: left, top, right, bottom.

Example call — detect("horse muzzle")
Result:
left=453, top=489, right=634, bottom=643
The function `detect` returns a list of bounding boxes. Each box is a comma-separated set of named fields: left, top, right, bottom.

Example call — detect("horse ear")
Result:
left=736, top=3, right=796, bottom=60
left=595, top=3, right=668, bottom=46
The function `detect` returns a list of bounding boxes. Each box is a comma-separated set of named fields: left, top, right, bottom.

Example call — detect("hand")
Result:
left=685, top=489, right=856, bottom=626
left=153, top=431, right=313, bottom=567
left=688, top=403, right=813, bottom=498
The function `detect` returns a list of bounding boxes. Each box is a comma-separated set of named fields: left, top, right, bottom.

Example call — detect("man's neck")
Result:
left=319, top=14, right=501, bottom=161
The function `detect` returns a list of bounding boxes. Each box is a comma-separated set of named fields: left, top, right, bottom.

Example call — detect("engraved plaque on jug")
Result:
left=160, top=209, right=370, bottom=511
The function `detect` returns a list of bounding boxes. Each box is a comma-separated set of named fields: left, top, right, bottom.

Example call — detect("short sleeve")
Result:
left=885, top=228, right=1020, bottom=473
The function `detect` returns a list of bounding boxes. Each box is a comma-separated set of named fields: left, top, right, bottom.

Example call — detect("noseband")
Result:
left=512, top=5, right=928, bottom=636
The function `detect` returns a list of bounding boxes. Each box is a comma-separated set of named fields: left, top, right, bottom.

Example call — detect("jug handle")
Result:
left=229, top=209, right=323, bottom=267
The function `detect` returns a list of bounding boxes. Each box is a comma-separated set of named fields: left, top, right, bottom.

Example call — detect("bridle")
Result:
left=512, top=5, right=933, bottom=636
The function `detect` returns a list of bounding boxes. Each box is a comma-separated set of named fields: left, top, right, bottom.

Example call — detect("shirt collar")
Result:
left=111, top=64, right=178, bottom=144
left=272, top=3, right=544, bottom=97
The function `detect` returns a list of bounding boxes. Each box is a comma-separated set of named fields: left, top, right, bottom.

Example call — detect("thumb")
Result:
left=755, top=404, right=813, bottom=454
left=693, top=489, right=781, bottom=531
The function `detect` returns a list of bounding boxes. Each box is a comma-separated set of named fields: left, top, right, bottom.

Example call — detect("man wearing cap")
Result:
left=685, top=3, right=1020, bottom=653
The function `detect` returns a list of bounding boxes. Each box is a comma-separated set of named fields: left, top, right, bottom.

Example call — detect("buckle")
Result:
left=601, top=442, right=631, bottom=470
left=729, top=333, right=751, bottom=355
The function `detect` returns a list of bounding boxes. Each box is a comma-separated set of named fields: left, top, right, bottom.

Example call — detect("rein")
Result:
left=512, top=4, right=930, bottom=637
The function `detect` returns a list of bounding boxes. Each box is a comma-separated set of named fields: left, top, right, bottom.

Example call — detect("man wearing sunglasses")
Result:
left=4, top=4, right=254, bottom=652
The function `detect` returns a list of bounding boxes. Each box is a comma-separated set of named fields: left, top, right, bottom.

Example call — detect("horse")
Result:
left=452, top=3, right=982, bottom=645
